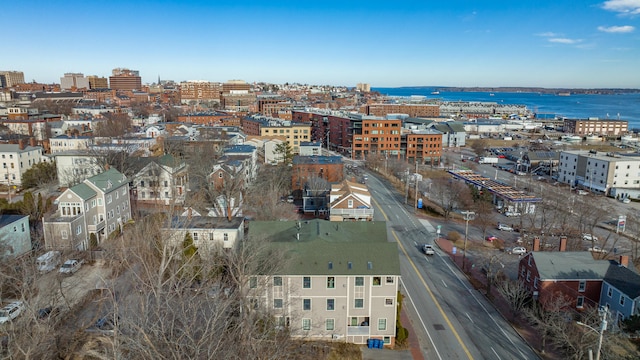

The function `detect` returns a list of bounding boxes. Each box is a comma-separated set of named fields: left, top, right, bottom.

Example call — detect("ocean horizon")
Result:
left=373, top=87, right=640, bottom=130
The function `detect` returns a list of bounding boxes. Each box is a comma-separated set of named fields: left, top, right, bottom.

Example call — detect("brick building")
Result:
left=365, top=103, right=440, bottom=118
left=351, top=115, right=402, bottom=160
left=292, top=156, right=344, bottom=191
left=562, top=118, right=628, bottom=136
left=109, top=68, right=142, bottom=91
left=403, top=129, right=442, bottom=165
left=179, top=80, right=222, bottom=104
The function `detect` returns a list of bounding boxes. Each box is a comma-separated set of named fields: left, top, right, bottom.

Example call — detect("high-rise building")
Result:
left=0, top=71, right=25, bottom=88
left=60, top=73, right=90, bottom=90
left=222, top=79, right=250, bottom=93
left=356, top=83, right=371, bottom=92
left=87, top=75, right=109, bottom=89
left=179, top=80, right=222, bottom=104
left=109, top=68, right=142, bottom=90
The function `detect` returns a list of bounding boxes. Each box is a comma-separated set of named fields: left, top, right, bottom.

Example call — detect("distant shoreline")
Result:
left=393, top=86, right=640, bottom=95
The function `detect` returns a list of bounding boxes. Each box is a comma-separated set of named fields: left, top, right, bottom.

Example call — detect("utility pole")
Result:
left=414, top=162, right=419, bottom=212
left=461, top=211, right=475, bottom=271
left=404, top=170, right=409, bottom=205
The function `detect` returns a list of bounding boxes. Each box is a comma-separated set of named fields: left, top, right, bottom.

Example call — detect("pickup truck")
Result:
left=59, top=259, right=83, bottom=274
left=422, top=244, right=435, bottom=255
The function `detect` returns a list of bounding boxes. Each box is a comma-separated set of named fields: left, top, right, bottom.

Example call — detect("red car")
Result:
left=486, top=235, right=498, bottom=242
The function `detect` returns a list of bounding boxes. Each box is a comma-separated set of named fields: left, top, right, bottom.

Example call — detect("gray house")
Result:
left=247, top=220, right=400, bottom=346
left=0, top=215, right=31, bottom=259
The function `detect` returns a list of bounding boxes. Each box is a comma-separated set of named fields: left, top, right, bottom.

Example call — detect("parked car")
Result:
left=37, top=306, right=60, bottom=321
left=504, top=211, right=521, bottom=217
left=286, top=196, right=294, bottom=203
left=589, top=246, right=608, bottom=254
left=508, top=247, right=527, bottom=255
left=582, top=234, right=598, bottom=242
left=423, top=244, right=435, bottom=255
left=59, top=259, right=82, bottom=275
left=486, top=235, right=498, bottom=242
left=0, top=301, right=24, bottom=324
left=621, top=197, right=631, bottom=204
left=497, top=223, right=514, bottom=231
left=577, top=190, right=588, bottom=195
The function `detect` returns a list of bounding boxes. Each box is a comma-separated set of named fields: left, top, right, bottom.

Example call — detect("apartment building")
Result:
left=365, top=103, right=440, bottom=118
left=109, top=68, right=142, bottom=91
left=403, top=129, right=443, bottom=165
left=291, top=110, right=353, bottom=155
left=179, top=80, right=222, bottom=104
left=351, top=115, right=402, bottom=160
left=0, top=71, right=25, bottom=88
left=250, top=119, right=311, bottom=154
left=52, top=150, right=102, bottom=187
left=43, top=168, right=131, bottom=250
left=292, top=156, right=343, bottom=191
left=87, top=75, right=109, bottom=89
left=60, top=73, right=90, bottom=90
left=557, top=150, right=640, bottom=197
left=132, top=154, right=189, bottom=206
left=0, top=142, right=45, bottom=187
left=247, top=220, right=400, bottom=346
left=563, top=118, right=628, bottom=136
left=49, top=135, right=93, bottom=154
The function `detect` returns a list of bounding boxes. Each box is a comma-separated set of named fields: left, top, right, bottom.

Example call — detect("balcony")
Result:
left=347, top=325, right=370, bottom=336
left=330, top=208, right=374, bottom=219
left=88, top=219, right=105, bottom=232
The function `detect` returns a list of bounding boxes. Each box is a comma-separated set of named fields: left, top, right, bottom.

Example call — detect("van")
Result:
left=36, top=251, right=61, bottom=273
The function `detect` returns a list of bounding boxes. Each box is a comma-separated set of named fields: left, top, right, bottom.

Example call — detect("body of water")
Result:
left=373, top=87, right=640, bottom=130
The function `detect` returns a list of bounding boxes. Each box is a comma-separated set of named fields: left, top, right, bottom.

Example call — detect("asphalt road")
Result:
left=366, top=170, right=539, bottom=360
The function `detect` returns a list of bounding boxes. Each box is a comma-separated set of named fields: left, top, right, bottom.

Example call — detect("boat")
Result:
left=489, top=93, right=495, bottom=96
left=562, top=135, right=582, bottom=142
left=431, top=91, right=440, bottom=95
left=558, top=92, right=571, bottom=96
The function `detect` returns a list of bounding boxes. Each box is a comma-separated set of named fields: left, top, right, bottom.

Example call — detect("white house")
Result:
left=0, top=143, right=45, bottom=187
left=132, top=154, right=189, bottom=206
left=52, top=150, right=103, bottom=187
left=162, top=216, right=244, bottom=257
left=49, top=135, right=93, bottom=154
left=0, top=215, right=31, bottom=259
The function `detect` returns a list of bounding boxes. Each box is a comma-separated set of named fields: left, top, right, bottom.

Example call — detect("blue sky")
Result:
left=3, top=0, right=639, bottom=88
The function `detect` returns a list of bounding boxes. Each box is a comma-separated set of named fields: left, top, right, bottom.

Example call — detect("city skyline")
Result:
left=4, top=0, right=640, bottom=88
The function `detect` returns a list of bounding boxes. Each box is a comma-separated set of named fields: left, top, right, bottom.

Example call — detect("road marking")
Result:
left=491, top=347, right=502, bottom=360
left=375, top=196, right=474, bottom=360
left=465, top=312, right=474, bottom=324
left=399, top=278, right=443, bottom=360
left=441, top=279, right=448, bottom=288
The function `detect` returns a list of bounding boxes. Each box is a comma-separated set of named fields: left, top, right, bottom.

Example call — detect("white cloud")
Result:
left=597, top=25, right=635, bottom=32
left=548, top=38, right=582, bottom=44
left=536, top=32, right=558, bottom=37
left=602, top=0, right=640, bottom=15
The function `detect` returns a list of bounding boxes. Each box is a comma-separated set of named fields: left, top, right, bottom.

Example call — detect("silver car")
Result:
left=423, top=244, right=435, bottom=255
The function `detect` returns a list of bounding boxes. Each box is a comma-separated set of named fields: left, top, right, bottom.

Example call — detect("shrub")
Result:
left=447, top=231, right=461, bottom=242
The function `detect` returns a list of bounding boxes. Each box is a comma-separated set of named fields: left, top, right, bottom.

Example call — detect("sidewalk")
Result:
left=360, top=305, right=420, bottom=360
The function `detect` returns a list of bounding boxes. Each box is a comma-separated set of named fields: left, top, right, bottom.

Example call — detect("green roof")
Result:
left=85, top=168, right=128, bottom=193
left=248, top=219, right=400, bottom=276
left=69, top=183, right=96, bottom=200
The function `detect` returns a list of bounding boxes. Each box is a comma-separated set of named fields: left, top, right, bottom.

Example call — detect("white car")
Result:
left=582, top=234, right=598, bottom=242
left=423, top=244, right=435, bottom=255
left=504, top=211, right=521, bottom=217
left=0, top=301, right=24, bottom=324
left=622, top=197, right=631, bottom=204
left=59, top=259, right=82, bottom=274
left=508, top=247, right=527, bottom=255
left=577, top=190, right=589, bottom=195
left=589, top=246, right=608, bottom=254
left=497, top=223, right=514, bottom=231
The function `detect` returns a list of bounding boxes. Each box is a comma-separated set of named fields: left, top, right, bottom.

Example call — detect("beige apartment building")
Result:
left=260, top=122, right=311, bottom=154
left=179, top=80, right=222, bottom=104
left=247, top=220, right=400, bottom=346
left=562, top=118, right=628, bottom=136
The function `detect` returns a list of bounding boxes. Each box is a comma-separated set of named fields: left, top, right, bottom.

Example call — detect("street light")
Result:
left=461, top=211, right=475, bottom=271
left=576, top=311, right=607, bottom=360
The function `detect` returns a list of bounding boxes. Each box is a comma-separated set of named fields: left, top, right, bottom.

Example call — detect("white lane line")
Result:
left=491, top=347, right=502, bottom=360
left=441, top=279, right=448, bottom=288
left=400, top=278, right=443, bottom=360
left=465, top=312, right=474, bottom=324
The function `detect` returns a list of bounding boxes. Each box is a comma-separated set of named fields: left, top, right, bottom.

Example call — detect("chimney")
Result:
left=619, top=255, right=629, bottom=267
left=559, top=236, right=567, bottom=252
left=29, top=137, right=36, bottom=147
left=105, top=164, right=110, bottom=170
left=187, top=207, right=192, bottom=220
left=18, top=138, right=25, bottom=150
left=533, top=237, right=540, bottom=252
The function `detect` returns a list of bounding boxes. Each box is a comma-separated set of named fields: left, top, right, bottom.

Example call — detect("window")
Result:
left=303, top=276, right=311, bottom=289
left=578, top=280, right=586, bottom=292
left=21, top=223, right=24, bottom=232
left=107, top=194, right=112, bottom=204
left=224, top=233, right=228, bottom=242
left=326, top=318, right=335, bottom=331
left=249, top=277, right=257, bottom=289
left=141, top=181, right=145, bottom=187
left=91, top=199, right=96, bottom=208
left=348, top=199, right=353, bottom=208
left=327, top=276, right=335, bottom=288
left=327, top=299, right=335, bottom=311
left=385, top=298, right=394, bottom=306
left=577, top=296, right=584, bottom=309
left=164, top=180, right=168, bottom=187
left=620, top=295, right=626, bottom=306
left=61, top=230, right=68, bottom=239
left=378, top=318, right=387, bottom=331
left=373, top=276, right=381, bottom=286
left=164, top=191, right=169, bottom=198
left=274, top=276, right=282, bottom=286
left=193, top=232, right=198, bottom=241
left=274, top=299, right=283, bottom=309
left=526, top=271, right=531, bottom=282
left=303, top=299, right=311, bottom=311
left=534, top=277, right=539, bottom=289
left=354, top=299, right=364, bottom=308
left=302, top=319, right=311, bottom=331
left=608, top=287, right=613, bottom=297
left=367, top=261, right=373, bottom=270
left=98, top=199, right=103, bottom=206
left=76, top=225, right=82, bottom=235
left=328, top=261, right=333, bottom=270
left=386, top=276, right=394, bottom=284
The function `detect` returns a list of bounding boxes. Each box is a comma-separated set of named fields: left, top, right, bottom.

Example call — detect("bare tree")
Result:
left=496, top=278, right=531, bottom=321
left=431, top=177, right=472, bottom=219
left=94, top=113, right=133, bottom=138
